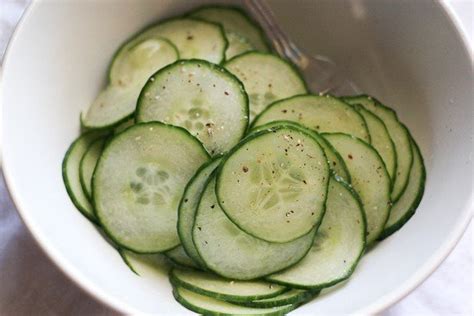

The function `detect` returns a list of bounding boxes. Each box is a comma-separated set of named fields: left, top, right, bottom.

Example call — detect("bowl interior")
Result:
left=2, top=0, right=472, bottom=314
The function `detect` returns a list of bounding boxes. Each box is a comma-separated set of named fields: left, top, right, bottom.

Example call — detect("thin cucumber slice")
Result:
left=189, top=5, right=270, bottom=53
left=252, top=94, right=370, bottom=143
left=343, top=95, right=413, bottom=201
left=193, top=175, right=316, bottom=280
left=173, top=286, right=293, bottom=316
left=251, top=120, right=351, bottom=184
left=165, top=246, right=199, bottom=269
left=225, top=52, right=307, bottom=121
left=112, top=18, right=227, bottom=72
left=216, top=126, right=329, bottom=243
left=170, top=268, right=286, bottom=302
left=93, top=122, right=209, bottom=253
left=380, top=137, right=426, bottom=239
left=136, top=59, right=249, bottom=155
left=225, top=32, right=255, bottom=60
left=353, top=104, right=397, bottom=181
left=178, top=158, right=222, bottom=268
left=79, top=137, right=106, bottom=200
left=62, top=131, right=108, bottom=222
left=323, top=133, right=391, bottom=244
left=233, top=289, right=316, bottom=308
left=82, top=38, right=178, bottom=129
left=113, top=118, right=135, bottom=135
left=121, top=250, right=169, bottom=279
left=267, top=177, right=366, bottom=289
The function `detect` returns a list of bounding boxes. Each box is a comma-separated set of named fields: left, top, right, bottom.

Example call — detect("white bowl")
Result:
left=1, top=0, right=472, bottom=314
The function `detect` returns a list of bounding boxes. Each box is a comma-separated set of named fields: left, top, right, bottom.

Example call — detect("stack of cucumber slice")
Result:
left=62, top=5, right=426, bottom=315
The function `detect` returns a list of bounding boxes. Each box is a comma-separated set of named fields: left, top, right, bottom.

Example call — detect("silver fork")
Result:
left=244, top=0, right=360, bottom=95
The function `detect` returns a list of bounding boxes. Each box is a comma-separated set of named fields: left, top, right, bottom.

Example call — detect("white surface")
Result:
left=0, top=0, right=472, bottom=315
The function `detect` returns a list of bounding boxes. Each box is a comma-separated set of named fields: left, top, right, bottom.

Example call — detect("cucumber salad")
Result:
left=62, top=5, right=426, bottom=315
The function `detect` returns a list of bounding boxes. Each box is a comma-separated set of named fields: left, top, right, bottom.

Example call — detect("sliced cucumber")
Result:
left=112, top=18, right=227, bottom=71
left=173, top=286, right=293, bottom=316
left=225, top=32, right=255, bottom=60
left=62, top=131, right=108, bottom=222
left=267, top=177, right=366, bottom=289
left=136, top=59, right=249, bottom=155
left=380, top=137, right=426, bottom=239
left=114, top=118, right=135, bottom=134
left=178, top=158, right=222, bottom=268
left=352, top=104, right=397, bottom=181
left=193, top=175, right=316, bottom=280
left=323, top=133, right=391, bottom=244
left=165, top=246, right=199, bottom=269
left=82, top=38, right=178, bottom=129
left=93, top=122, right=209, bottom=253
left=79, top=137, right=107, bottom=200
left=189, top=5, right=269, bottom=54
left=252, top=94, right=370, bottom=143
left=225, top=52, right=307, bottom=121
left=343, top=95, right=413, bottom=201
left=216, top=126, right=329, bottom=243
left=250, top=120, right=350, bottom=183
left=233, top=289, right=316, bottom=308
left=120, top=250, right=169, bottom=279
left=170, top=268, right=286, bottom=302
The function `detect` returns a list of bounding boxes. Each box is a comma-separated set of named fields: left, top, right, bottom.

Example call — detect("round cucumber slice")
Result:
left=93, top=122, right=210, bottom=253
left=267, top=177, right=366, bottom=289
left=216, top=126, right=329, bottom=243
left=178, top=158, right=222, bottom=268
left=323, top=133, right=391, bottom=244
left=189, top=5, right=270, bottom=53
left=82, top=38, right=178, bottom=129
left=343, top=95, right=413, bottom=202
left=194, top=175, right=316, bottom=280
left=170, top=268, right=286, bottom=302
left=62, top=131, right=108, bottom=222
left=136, top=59, right=249, bottom=156
left=165, top=246, right=199, bottom=269
left=173, top=286, right=294, bottom=316
left=380, top=137, right=426, bottom=239
left=79, top=137, right=107, bottom=200
left=225, top=52, right=307, bottom=121
left=250, top=120, right=351, bottom=184
left=252, top=94, right=370, bottom=143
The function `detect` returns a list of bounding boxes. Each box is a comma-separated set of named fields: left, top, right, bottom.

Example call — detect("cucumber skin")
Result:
left=215, top=125, right=329, bottom=244
left=230, top=289, right=319, bottom=308
left=169, top=269, right=287, bottom=303
left=378, top=135, right=426, bottom=240
left=92, top=121, right=210, bottom=254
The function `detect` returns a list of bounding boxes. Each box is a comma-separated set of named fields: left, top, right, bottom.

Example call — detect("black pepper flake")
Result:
left=242, top=166, right=249, bottom=173
left=311, top=212, right=314, bottom=215
left=303, top=180, right=307, bottom=184
left=184, top=198, right=189, bottom=203
left=348, top=154, right=353, bottom=159
left=204, top=241, right=208, bottom=244
left=333, top=161, right=336, bottom=166
left=224, top=91, right=229, bottom=95
left=210, top=205, right=215, bottom=209
left=197, top=226, right=202, bottom=231
left=282, top=109, right=287, bottom=113
left=162, top=86, right=166, bottom=90
left=187, top=35, right=194, bottom=40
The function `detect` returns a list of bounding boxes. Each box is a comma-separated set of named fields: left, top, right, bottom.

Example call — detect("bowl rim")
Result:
left=1, top=0, right=472, bottom=314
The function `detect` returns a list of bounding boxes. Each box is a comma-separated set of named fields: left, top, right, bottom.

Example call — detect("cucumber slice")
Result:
left=225, top=52, right=307, bottom=121
left=343, top=95, right=413, bottom=202
left=173, top=286, right=293, bottom=316
left=82, top=38, right=178, bottom=129
left=225, top=32, right=255, bottom=60
left=233, top=289, right=316, bottom=308
left=79, top=137, right=106, bottom=200
left=216, top=126, right=329, bottom=243
left=193, top=175, right=316, bottom=280
left=353, top=104, right=397, bottom=181
left=136, top=60, right=249, bottom=155
left=189, top=5, right=269, bottom=54
left=170, top=268, right=286, bottom=302
left=267, top=177, right=366, bottom=289
left=120, top=250, right=169, bottom=279
left=178, top=158, right=222, bottom=268
left=93, top=122, right=209, bottom=253
left=323, top=133, right=391, bottom=244
left=380, top=137, right=426, bottom=239
left=165, top=246, right=199, bottom=269
left=250, top=120, right=351, bottom=183
left=252, top=94, right=370, bottom=143
left=62, top=131, right=108, bottom=222
left=112, top=18, right=227, bottom=71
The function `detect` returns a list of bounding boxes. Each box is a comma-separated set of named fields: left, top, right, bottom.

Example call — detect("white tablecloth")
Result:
left=0, top=1, right=472, bottom=315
